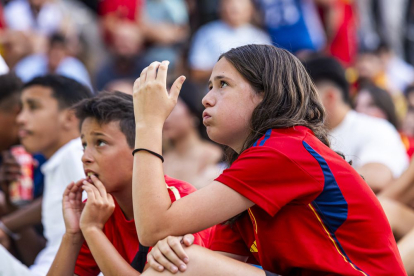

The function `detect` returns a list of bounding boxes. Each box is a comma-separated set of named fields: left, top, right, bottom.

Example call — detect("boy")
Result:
left=0, top=75, right=92, bottom=276
left=47, top=91, right=212, bottom=276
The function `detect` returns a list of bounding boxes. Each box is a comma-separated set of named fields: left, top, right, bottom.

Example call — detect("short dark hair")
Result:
left=302, top=55, right=351, bottom=105
left=23, top=75, right=92, bottom=109
left=0, top=73, right=23, bottom=111
left=74, top=91, right=135, bottom=148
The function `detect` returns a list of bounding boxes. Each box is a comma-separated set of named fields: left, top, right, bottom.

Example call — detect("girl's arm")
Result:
left=132, top=61, right=254, bottom=246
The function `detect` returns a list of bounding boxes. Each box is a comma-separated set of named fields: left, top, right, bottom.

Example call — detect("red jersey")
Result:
left=74, top=175, right=213, bottom=276
left=210, top=127, right=405, bottom=275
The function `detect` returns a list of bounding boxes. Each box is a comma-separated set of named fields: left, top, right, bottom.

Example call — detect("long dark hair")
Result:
left=219, top=45, right=330, bottom=164
left=357, top=82, right=399, bottom=129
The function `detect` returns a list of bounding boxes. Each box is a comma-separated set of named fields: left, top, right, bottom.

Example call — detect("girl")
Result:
left=132, top=45, right=405, bottom=275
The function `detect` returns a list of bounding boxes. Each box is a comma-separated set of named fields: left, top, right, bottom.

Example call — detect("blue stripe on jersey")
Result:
left=253, top=129, right=272, bottom=147
left=303, top=141, right=368, bottom=275
left=259, top=129, right=272, bottom=146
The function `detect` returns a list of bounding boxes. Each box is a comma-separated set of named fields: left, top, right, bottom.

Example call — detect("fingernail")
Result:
left=184, top=257, right=189, bottom=263
left=180, top=264, right=187, bottom=271
left=171, top=266, right=178, bottom=272
left=158, top=266, right=163, bottom=271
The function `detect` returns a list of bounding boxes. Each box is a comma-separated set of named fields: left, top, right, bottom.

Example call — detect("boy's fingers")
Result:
left=63, top=182, right=75, bottom=196
left=146, top=61, right=161, bottom=81
left=169, top=76, right=186, bottom=101
left=156, top=60, right=169, bottom=83
left=159, top=238, right=187, bottom=270
left=82, top=182, right=97, bottom=202
left=147, top=254, right=165, bottom=272
left=90, top=175, right=107, bottom=198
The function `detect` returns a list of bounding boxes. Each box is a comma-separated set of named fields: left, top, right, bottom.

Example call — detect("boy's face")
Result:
left=17, top=85, right=66, bottom=158
left=81, top=118, right=133, bottom=193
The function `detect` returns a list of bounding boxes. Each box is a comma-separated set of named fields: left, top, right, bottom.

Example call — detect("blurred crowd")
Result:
left=1, top=0, right=414, bottom=274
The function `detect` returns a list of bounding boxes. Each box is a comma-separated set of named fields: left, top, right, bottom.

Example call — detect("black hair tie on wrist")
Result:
left=132, top=148, right=164, bottom=163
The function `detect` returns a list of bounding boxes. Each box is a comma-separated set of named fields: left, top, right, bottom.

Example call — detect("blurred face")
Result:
left=355, top=90, right=387, bottom=120
left=48, top=43, right=67, bottom=72
left=356, top=53, right=383, bottom=79
left=17, top=86, right=66, bottom=158
left=81, top=118, right=133, bottom=193
left=163, top=99, right=195, bottom=141
left=112, top=23, right=143, bottom=58
left=220, top=0, right=253, bottom=27
left=0, top=103, right=20, bottom=151
left=203, top=57, right=263, bottom=152
left=403, top=111, right=414, bottom=136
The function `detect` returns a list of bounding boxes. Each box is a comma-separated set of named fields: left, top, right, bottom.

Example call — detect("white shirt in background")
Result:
left=189, top=20, right=272, bottom=71
left=0, top=55, right=8, bottom=74
left=330, top=110, right=408, bottom=178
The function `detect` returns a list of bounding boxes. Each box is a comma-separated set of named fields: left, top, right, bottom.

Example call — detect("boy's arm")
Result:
left=47, top=180, right=86, bottom=276
left=47, top=232, right=84, bottom=276
left=79, top=176, right=140, bottom=276
left=82, top=227, right=140, bottom=275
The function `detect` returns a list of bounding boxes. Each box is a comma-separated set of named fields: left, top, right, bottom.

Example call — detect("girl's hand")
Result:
left=62, top=179, right=85, bottom=236
left=79, top=175, right=115, bottom=232
left=147, top=234, right=195, bottom=273
left=133, top=60, right=186, bottom=128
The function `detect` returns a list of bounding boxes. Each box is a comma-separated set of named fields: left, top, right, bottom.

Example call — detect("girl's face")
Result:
left=163, top=99, right=195, bottom=141
left=355, top=90, right=387, bottom=120
left=202, top=58, right=263, bottom=153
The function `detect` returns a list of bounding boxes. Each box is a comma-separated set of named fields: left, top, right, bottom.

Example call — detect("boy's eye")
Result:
left=81, top=143, right=86, bottom=150
left=97, top=140, right=107, bottom=147
left=220, top=81, right=228, bottom=88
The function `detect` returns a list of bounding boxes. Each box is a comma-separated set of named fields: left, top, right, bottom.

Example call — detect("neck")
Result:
left=171, top=128, right=201, bottom=155
left=327, top=103, right=350, bottom=130
left=43, top=131, right=79, bottom=159
left=111, top=183, right=134, bottom=220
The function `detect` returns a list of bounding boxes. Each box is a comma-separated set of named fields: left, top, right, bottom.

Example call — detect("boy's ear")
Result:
left=61, top=109, right=80, bottom=131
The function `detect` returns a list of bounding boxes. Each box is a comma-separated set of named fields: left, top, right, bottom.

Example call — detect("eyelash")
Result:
left=208, top=80, right=228, bottom=90
left=81, top=140, right=107, bottom=150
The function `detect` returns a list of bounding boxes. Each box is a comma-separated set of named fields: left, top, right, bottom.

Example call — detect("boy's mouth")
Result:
left=86, top=172, right=99, bottom=183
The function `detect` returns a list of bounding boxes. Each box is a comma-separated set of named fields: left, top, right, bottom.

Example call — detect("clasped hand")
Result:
left=62, top=175, right=115, bottom=238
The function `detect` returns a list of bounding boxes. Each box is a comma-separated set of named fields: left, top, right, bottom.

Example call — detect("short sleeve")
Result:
left=188, top=25, right=217, bottom=70
left=209, top=223, right=250, bottom=257
left=215, top=146, right=322, bottom=216
left=74, top=242, right=100, bottom=276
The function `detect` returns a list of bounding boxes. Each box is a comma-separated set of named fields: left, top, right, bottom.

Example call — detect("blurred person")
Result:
left=139, top=0, right=189, bottom=69
left=0, top=73, right=47, bottom=265
left=95, top=21, right=146, bottom=91
left=163, top=80, right=223, bottom=190
left=188, top=0, right=271, bottom=84
left=354, top=83, right=399, bottom=129
left=0, top=30, right=33, bottom=69
left=0, top=75, right=91, bottom=276
left=406, top=85, right=414, bottom=107
left=303, top=55, right=408, bottom=193
left=316, top=0, right=358, bottom=65
left=103, top=78, right=134, bottom=95
left=0, top=55, right=7, bottom=74
left=355, top=48, right=408, bottom=122
left=403, top=107, right=414, bottom=137
left=255, top=0, right=326, bottom=54
left=4, top=0, right=65, bottom=53
left=14, top=33, right=92, bottom=90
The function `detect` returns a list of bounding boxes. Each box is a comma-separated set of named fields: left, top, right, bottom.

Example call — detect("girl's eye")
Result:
left=220, top=81, right=228, bottom=88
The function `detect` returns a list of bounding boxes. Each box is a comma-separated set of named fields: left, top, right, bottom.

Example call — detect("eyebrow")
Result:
left=80, top=132, right=109, bottom=139
left=25, top=98, right=41, bottom=105
left=208, top=75, right=233, bottom=86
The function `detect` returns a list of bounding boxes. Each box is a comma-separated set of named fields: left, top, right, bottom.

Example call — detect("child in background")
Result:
left=47, top=92, right=212, bottom=276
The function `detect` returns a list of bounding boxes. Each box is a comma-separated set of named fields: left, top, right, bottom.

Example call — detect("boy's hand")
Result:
left=133, top=60, right=186, bottom=128
left=62, top=180, right=85, bottom=236
left=147, top=234, right=194, bottom=273
left=80, top=175, right=115, bottom=232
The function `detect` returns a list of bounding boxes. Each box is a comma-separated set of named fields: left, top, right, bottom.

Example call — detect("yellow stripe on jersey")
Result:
left=308, top=204, right=367, bottom=276
left=248, top=208, right=258, bottom=234
left=250, top=240, right=258, bottom=253
left=166, top=184, right=181, bottom=201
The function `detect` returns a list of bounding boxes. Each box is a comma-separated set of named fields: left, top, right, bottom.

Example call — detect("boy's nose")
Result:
left=81, top=149, right=94, bottom=164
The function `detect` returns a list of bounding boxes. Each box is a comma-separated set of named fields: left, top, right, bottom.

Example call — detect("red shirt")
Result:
left=210, top=127, right=405, bottom=275
left=74, top=175, right=213, bottom=276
